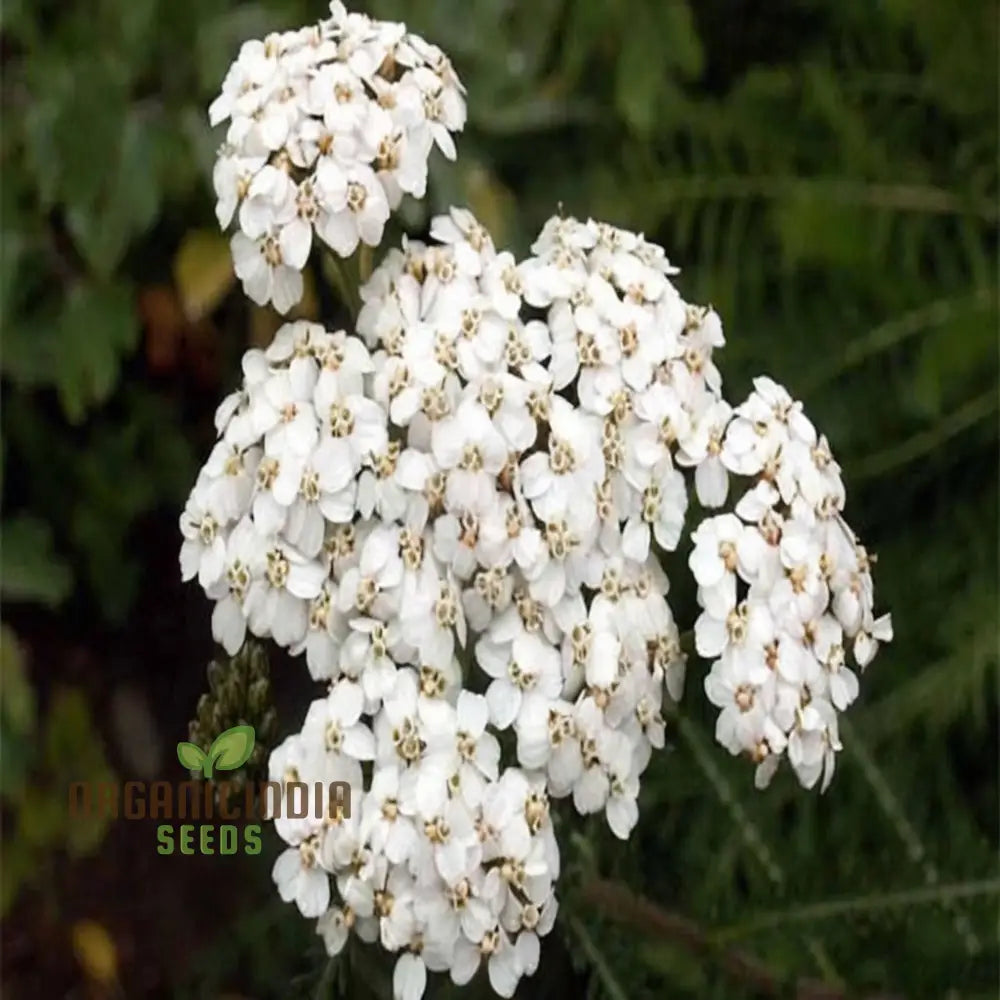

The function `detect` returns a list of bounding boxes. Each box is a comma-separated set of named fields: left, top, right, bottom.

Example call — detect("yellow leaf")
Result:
left=462, top=163, right=516, bottom=248
left=173, top=230, right=236, bottom=321
left=72, top=920, right=118, bottom=986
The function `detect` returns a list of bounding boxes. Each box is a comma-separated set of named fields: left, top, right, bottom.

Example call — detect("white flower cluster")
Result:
left=181, top=208, right=891, bottom=997
left=691, top=377, right=893, bottom=792
left=180, top=210, right=726, bottom=998
left=209, top=1, right=466, bottom=313
left=270, top=702, right=560, bottom=1000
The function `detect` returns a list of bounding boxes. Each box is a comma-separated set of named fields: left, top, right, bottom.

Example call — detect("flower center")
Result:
left=266, top=549, right=289, bottom=588
left=328, top=403, right=355, bottom=437
left=346, top=181, right=367, bottom=213
left=550, top=439, right=577, bottom=475
left=734, top=684, right=755, bottom=712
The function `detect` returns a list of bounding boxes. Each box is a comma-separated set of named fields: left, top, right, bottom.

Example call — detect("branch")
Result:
left=323, top=253, right=362, bottom=320
left=714, top=877, right=1000, bottom=946
left=800, top=289, right=996, bottom=395
left=578, top=877, right=904, bottom=1000
left=566, top=914, right=629, bottom=1000
left=838, top=717, right=983, bottom=955
left=645, top=176, right=998, bottom=221
left=852, top=389, right=998, bottom=481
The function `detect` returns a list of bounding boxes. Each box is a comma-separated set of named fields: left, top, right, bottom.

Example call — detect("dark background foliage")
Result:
left=1, top=0, right=997, bottom=998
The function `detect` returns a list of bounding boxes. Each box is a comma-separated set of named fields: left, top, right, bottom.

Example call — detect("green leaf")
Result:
left=637, top=941, right=708, bottom=993
left=910, top=292, right=999, bottom=417
left=715, top=878, right=1000, bottom=943
left=54, top=281, right=139, bottom=423
left=659, top=1, right=704, bottom=78
left=23, top=53, right=129, bottom=211
left=43, top=687, right=108, bottom=778
left=614, top=10, right=664, bottom=134
left=614, top=2, right=701, bottom=134
left=18, top=785, right=66, bottom=847
left=0, top=514, right=72, bottom=607
left=560, top=0, right=619, bottom=87
left=0, top=837, right=33, bottom=916
left=775, top=192, right=872, bottom=270
left=208, top=724, right=256, bottom=771
left=2, top=388, right=195, bottom=623
left=21, top=81, right=65, bottom=209
left=0, top=0, right=37, bottom=45
left=176, top=741, right=208, bottom=771
left=66, top=111, right=161, bottom=278
left=0, top=625, right=36, bottom=736
left=0, top=211, right=25, bottom=331
left=0, top=727, right=36, bottom=805
left=567, top=915, right=630, bottom=1000
left=0, top=306, right=60, bottom=388
left=0, top=626, right=37, bottom=802
left=196, top=4, right=277, bottom=93
left=101, top=0, right=157, bottom=78
left=37, top=686, right=114, bottom=856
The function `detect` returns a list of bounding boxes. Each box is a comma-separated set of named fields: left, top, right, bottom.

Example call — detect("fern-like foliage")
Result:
left=173, top=1, right=997, bottom=996
left=357, top=1, right=999, bottom=997
left=6, top=0, right=994, bottom=995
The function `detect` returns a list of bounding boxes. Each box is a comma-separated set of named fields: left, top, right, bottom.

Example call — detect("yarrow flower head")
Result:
left=183, top=205, right=891, bottom=996
left=210, top=1, right=466, bottom=313
left=691, top=377, right=893, bottom=792
left=188, top=10, right=896, bottom=996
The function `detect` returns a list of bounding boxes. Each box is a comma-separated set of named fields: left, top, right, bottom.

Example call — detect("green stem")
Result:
left=566, top=913, right=630, bottom=1000
left=801, top=289, right=995, bottom=395
left=358, top=243, right=374, bottom=286
left=712, top=878, right=1000, bottom=945
left=314, top=955, right=339, bottom=1000
left=672, top=714, right=840, bottom=980
left=840, top=716, right=982, bottom=954
left=645, top=176, right=998, bottom=221
left=325, top=253, right=361, bottom=320
left=851, top=389, right=997, bottom=481
left=579, top=878, right=832, bottom=999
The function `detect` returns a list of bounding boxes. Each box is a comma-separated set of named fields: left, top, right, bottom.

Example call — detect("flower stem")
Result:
left=577, top=878, right=908, bottom=1000
left=358, top=243, right=374, bottom=286
left=565, top=913, right=629, bottom=1000
left=712, top=877, right=1000, bottom=945
left=325, top=253, right=361, bottom=321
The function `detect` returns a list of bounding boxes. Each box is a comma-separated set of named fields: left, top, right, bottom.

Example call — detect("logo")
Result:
left=68, top=722, right=351, bottom=858
left=176, top=724, right=255, bottom=779
left=158, top=725, right=261, bottom=856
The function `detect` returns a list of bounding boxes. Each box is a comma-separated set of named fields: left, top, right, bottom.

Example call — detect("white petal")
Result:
left=280, top=217, right=313, bottom=270
left=486, top=680, right=520, bottom=730
left=393, top=953, right=426, bottom=1000
left=606, top=795, right=638, bottom=839
left=488, top=946, right=520, bottom=999
left=457, top=690, right=489, bottom=734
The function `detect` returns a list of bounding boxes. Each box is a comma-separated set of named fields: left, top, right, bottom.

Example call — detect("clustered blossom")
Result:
left=188, top=7, right=895, bottom=996
left=209, top=1, right=466, bottom=313
left=181, top=211, right=891, bottom=999
left=690, top=377, right=893, bottom=792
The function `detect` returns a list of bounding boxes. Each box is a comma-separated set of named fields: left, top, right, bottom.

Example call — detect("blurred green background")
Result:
left=1, top=0, right=997, bottom=997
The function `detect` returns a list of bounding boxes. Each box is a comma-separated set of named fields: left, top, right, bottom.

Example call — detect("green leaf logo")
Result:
left=177, top=725, right=255, bottom=779
left=176, top=742, right=207, bottom=771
